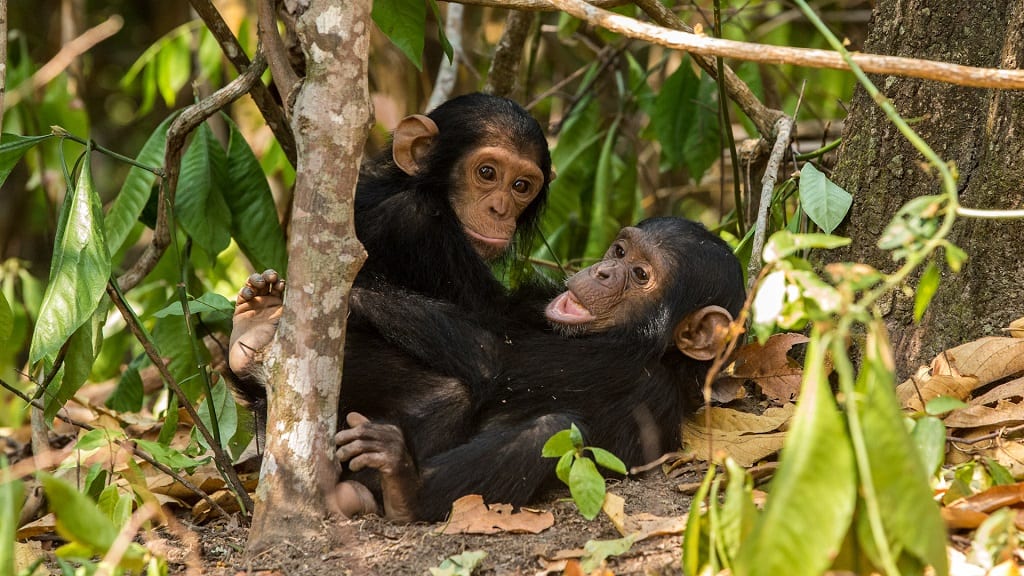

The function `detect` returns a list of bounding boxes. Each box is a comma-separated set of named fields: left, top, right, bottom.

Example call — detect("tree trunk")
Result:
left=830, top=0, right=1024, bottom=378
left=246, top=0, right=371, bottom=551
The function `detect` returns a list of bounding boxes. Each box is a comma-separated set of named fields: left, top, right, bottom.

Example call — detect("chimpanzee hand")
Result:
left=334, top=412, right=419, bottom=522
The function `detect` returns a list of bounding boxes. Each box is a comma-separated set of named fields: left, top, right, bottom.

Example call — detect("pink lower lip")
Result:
left=465, top=228, right=510, bottom=248
left=545, top=290, right=596, bottom=324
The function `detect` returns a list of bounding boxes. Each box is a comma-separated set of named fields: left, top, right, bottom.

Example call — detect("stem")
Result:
left=712, top=0, right=744, bottom=237
left=54, top=129, right=165, bottom=176
left=794, top=137, right=842, bottom=160
left=956, top=206, right=1024, bottom=219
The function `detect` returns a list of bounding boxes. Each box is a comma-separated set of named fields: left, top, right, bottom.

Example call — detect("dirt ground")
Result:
left=181, top=469, right=697, bottom=576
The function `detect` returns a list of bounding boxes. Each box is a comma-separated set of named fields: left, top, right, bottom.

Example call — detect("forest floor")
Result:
left=185, top=469, right=696, bottom=576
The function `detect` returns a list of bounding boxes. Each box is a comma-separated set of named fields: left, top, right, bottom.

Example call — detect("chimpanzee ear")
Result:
left=673, top=305, right=733, bottom=361
left=392, top=114, right=439, bottom=176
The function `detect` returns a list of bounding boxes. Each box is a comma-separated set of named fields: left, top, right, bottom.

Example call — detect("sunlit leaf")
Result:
left=581, top=536, right=636, bottom=573
left=569, top=456, right=605, bottom=520
left=914, top=261, right=941, bottom=322
left=153, top=292, right=233, bottom=322
left=583, top=119, right=621, bottom=262
left=763, top=230, right=851, bottom=263
left=372, top=0, right=426, bottom=69
left=39, top=473, right=119, bottom=553
left=156, top=32, right=191, bottom=107
left=542, top=429, right=574, bottom=457
left=720, top=458, right=757, bottom=564
left=28, top=153, right=111, bottom=366
left=943, top=241, right=968, bottom=273
left=911, top=416, right=946, bottom=478
left=682, top=464, right=716, bottom=575
left=799, top=163, right=852, bottom=234
left=924, top=395, right=966, bottom=416
left=223, top=118, right=287, bottom=272
left=74, top=428, right=125, bottom=452
left=178, top=122, right=232, bottom=256
left=44, top=306, right=104, bottom=421
left=0, top=465, right=23, bottom=576
left=555, top=452, right=573, bottom=486
left=734, top=331, right=856, bottom=576
left=134, top=439, right=208, bottom=472
left=983, top=459, right=1014, bottom=486
left=0, top=291, right=12, bottom=346
left=0, top=133, right=52, bottom=188
left=587, top=447, right=627, bottom=476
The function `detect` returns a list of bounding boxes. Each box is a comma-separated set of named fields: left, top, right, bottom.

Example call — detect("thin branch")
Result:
left=115, top=51, right=268, bottom=292
left=188, top=0, right=297, bottom=166
left=747, top=116, right=794, bottom=289
left=543, top=0, right=1024, bottom=90
left=427, top=4, right=465, bottom=111
left=484, top=10, right=535, bottom=99
left=956, top=206, right=1024, bottom=219
left=0, top=377, right=232, bottom=519
left=6, top=15, right=123, bottom=108
left=258, top=0, right=301, bottom=112
left=106, top=280, right=253, bottom=517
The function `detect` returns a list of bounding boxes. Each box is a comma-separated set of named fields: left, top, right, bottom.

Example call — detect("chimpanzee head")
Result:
left=388, top=93, right=553, bottom=260
left=545, top=217, right=745, bottom=359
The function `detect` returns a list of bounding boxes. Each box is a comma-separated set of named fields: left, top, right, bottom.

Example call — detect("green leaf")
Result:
left=44, top=307, right=103, bottom=421
left=82, top=464, right=108, bottom=501
left=0, top=291, right=12, bottom=346
left=429, top=550, right=487, bottom=576
left=0, top=466, right=24, bottom=576
left=74, top=428, right=125, bottom=452
left=223, top=118, right=287, bottom=272
left=134, top=439, right=208, bottom=472
left=734, top=331, right=856, bottom=576
left=178, top=122, right=232, bottom=256
left=97, top=485, right=132, bottom=528
left=372, top=0, right=426, bottom=70
left=943, top=241, right=968, bottom=273
left=154, top=292, right=234, bottom=322
left=152, top=312, right=206, bottom=401
left=555, top=452, right=573, bottom=486
left=652, top=58, right=698, bottom=171
left=569, top=456, right=606, bottom=520
left=798, top=163, right=853, bottom=234
left=156, top=32, right=191, bottom=107
left=542, top=429, right=574, bottom=458
left=983, top=458, right=1014, bottom=486
left=426, top=0, right=454, bottom=63
left=0, top=133, right=52, bottom=189
left=856, top=322, right=949, bottom=575
left=581, top=536, right=636, bottom=573
left=40, top=473, right=119, bottom=553
left=720, top=458, right=757, bottom=565
left=28, top=153, right=111, bottom=366
left=105, top=114, right=176, bottom=255
left=107, top=359, right=144, bottom=413
left=682, top=464, right=716, bottom=575
left=911, top=416, right=946, bottom=479
left=682, top=72, right=723, bottom=183
left=924, top=395, right=966, bottom=416
left=587, top=447, right=627, bottom=476
left=569, top=423, right=584, bottom=449
left=914, top=261, right=941, bottom=322
left=197, top=380, right=238, bottom=453
left=583, top=120, right=622, bottom=262
left=762, top=230, right=851, bottom=263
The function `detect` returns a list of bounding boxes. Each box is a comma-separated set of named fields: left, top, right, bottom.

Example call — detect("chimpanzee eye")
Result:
left=512, top=179, right=531, bottom=195
left=613, top=244, right=626, bottom=258
left=478, top=165, right=496, bottom=181
left=633, top=267, right=649, bottom=284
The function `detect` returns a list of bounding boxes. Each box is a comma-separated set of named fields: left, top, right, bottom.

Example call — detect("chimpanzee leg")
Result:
left=229, top=269, right=286, bottom=376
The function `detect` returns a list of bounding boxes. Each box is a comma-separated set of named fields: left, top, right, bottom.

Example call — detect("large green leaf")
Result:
left=799, top=163, right=852, bottom=234
left=0, top=291, right=12, bottom=347
left=197, top=380, right=238, bottom=453
left=223, top=118, right=287, bottom=272
left=651, top=60, right=722, bottom=182
left=0, top=466, right=23, bottom=576
left=734, top=331, right=856, bottom=576
left=43, top=308, right=102, bottom=421
left=28, top=153, right=111, bottom=366
left=569, top=456, right=605, bottom=520
left=372, top=0, right=426, bottom=70
left=156, top=31, right=191, bottom=107
left=856, top=322, right=948, bottom=575
left=105, top=113, right=177, bottom=255
left=682, top=72, right=723, bottom=183
left=39, top=473, right=119, bottom=553
left=178, top=122, right=232, bottom=257
left=583, top=119, right=621, bottom=262
left=0, top=133, right=52, bottom=188
left=151, top=312, right=207, bottom=401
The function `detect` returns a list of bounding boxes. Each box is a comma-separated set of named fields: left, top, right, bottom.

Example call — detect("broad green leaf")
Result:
left=682, top=72, right=723, bottom=183
left=223, top=119, right=287, bottom=272
left=943, top=241, right=968, bottom=273
left=581, top=536, right=636, bottom=573
left=0, top=291, right=12, bottom=346
left=569, top=456, right=605, bottom=520
left=105, top=113, right=176, bottom=255
left=153, top=292, right=233, bottom=322
left=762, top=230, right=851, bottom=263
left=857, top=322, right=948, bottom=575
left=799, top=163, right=853, bottom=234
left=0, top=133, right=52, bottom=188
left=682, top=464, right=716, bottom=575
left=134, top=439, right=208, bottom=472
left=197, top=380, right=238, bottom=453
left=28, top=153, right=110, bottom=366
left=74, top=428, right=125, bottom=452
left=924, top=396, right=966, bottom=416
left=106, top=360, right=144, bottom=413
left=156, top=32, right=191, bottom=107
left=178, top=122, right=232, bottom=256
left=555, top=452, right=573, bottom=486
left=44, top=307, right=103, bottom=421
left=82, top=464, right=107, bottom=501
left=426, top=0, right=454, bottom=63
left=734, top=331, right=856, bottom=576
left=152, top=313, right=206, bottom=401
left=429, top=550, right=487, bottom=576
left=984, top=459, right=1014, bottom=486
left=914, top=261, right=941, bottom=322
left=97, top=485, right=132, bottom=528
left=911, top=416, right=946, bottom=479
left=542, top=429, right=574, bottom=457
left=720, top=458, right=757, bottom=564
left=583, top=119, right=621, bottom=262
left=40, top=473, right=119, bottom=553
left=0, top=466, right=23, bottom=576
left=587, top=447, right=627, bottom=475
left=652, top=58, right=698, bottom=171
left=372, top=0, right=426, bottom=69
left=569, top=423, right=584, bottom=448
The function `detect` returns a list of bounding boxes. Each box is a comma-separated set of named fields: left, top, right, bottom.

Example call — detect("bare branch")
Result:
left=258, top=0, right=301, bottom=112
left=748, top=116, right=794, bottom=288
left=484, top=10, right=535, bottom=99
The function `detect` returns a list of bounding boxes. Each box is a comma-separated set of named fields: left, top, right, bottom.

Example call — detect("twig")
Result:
left=543, top=0, right=1024, bottom=90
left=105, top=280, right=253, bottom=517
left=0, top=377, right=232, bottom=519
left=747, top=116, right=794, bottom=288
left=956, top=207, right=1024, bottom=219
left=427, top=4, right=465, bottom=111
left=115, top=51, right=268, bottom=293
left=6, top=16, right=123, bottom=108
left=948, top=424, right=1024, bottom=446
left=187, top=0, right=297, bottom=166
left=258, top=0, right=301, bottom=112
left=484, top=10, right=535, bottom=99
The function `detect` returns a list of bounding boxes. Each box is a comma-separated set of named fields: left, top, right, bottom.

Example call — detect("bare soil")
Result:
left=182, top=469, right=696, bottom=576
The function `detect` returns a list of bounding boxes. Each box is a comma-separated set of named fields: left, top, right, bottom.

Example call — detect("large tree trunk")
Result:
left=830, top=0, right=1024, bottom=378
left=246, top=0, right=371, bottom=551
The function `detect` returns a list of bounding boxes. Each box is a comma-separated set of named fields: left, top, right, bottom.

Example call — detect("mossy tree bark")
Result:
left=830, top=0, right=1024, bottom=378
left=246, top=0, right=371, bottom=552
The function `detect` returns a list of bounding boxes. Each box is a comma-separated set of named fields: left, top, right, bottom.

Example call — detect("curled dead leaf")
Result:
left=719, top=333, right=808, bottom=403
left=1006, top=317, right=1024, bottom=338
left=438, top=494, right=553, bottom=535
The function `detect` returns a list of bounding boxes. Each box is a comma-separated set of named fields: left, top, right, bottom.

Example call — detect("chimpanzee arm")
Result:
left=349, top=286, right=502, bottom=384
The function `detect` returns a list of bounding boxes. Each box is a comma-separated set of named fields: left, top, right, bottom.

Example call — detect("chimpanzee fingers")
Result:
left=347, top=451, right=395, bottom=472
left=346, top=412, right=370, bottom=428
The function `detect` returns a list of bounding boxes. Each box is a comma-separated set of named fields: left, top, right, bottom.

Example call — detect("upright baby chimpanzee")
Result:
left=333, top=217, right=746, bottom=521
left=355, top=92, right=554, bottom=313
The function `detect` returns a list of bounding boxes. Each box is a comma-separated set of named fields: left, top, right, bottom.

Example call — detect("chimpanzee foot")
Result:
left=330, top=480, right=380, bottom=518
left=229, top=269, right=286, bottom=376
left=334, top=412, right=419, bottom=522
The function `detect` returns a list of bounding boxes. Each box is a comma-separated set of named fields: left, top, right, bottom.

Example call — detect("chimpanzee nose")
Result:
left=490, top=193, right=512, bottom=217
left=593, top=260, right=616, bottom=281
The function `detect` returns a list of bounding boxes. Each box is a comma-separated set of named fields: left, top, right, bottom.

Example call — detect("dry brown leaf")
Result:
left=1006, top=317, right=1024, bottom=339
left=15, top=513, right=56, bottom=539
left=943, top=398, right=1024, bottom=428
left=932, top=337, right=1024, bottom=387
left=940, top=506, right=988, bottom=530
left=438, top=494, right=554, bottom=535
left=191, top=489, right=243, bottom=522
left=896, top=374, right=979, bottom=412
left=720, top=333, right=808, bottom=403
left=14, top=540, right=46, bottom=576
left=950, top=483, right=1024, bottom=514
left=680, top=405, right=794, bottom=466
left=601, top=491, right=687, bottom=539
